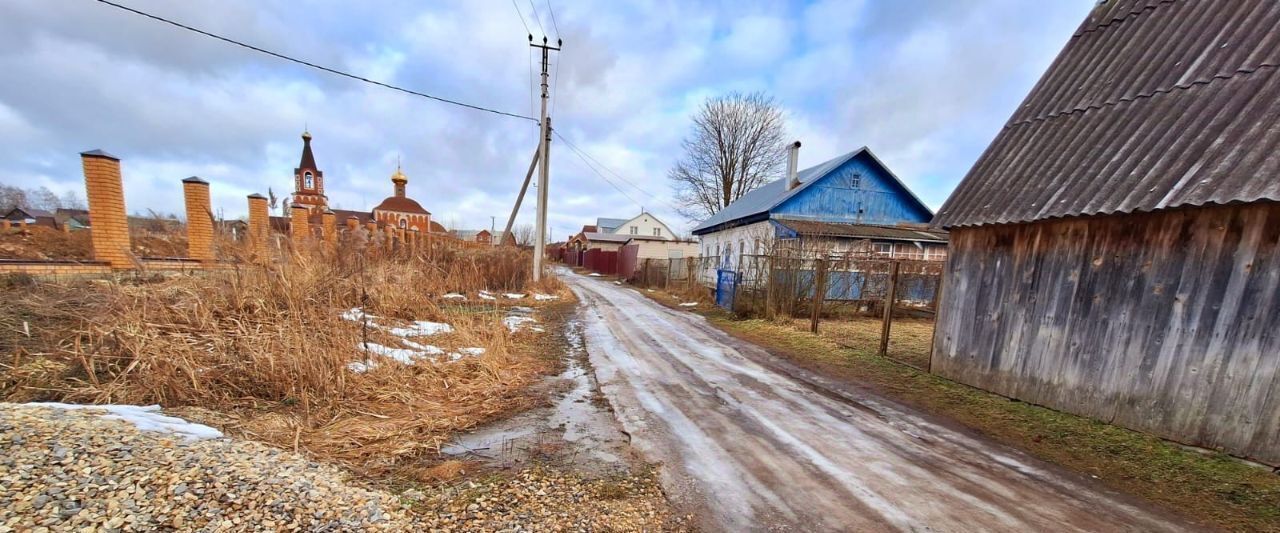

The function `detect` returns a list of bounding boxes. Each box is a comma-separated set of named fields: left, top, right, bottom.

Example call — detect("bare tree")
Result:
left=0, top=185, right=27, bottom=212
left=512, top=223, right=536, bottom=247
left=668, top=91, right=789, bottom=221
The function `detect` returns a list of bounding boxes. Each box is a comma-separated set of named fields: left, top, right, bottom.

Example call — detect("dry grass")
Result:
left=1, top=240, right=571, bottom=478
left=788, top=316, right=935, bottom=369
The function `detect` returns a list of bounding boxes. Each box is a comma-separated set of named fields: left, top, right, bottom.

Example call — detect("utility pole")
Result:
left=531, top=35, right=560, bottom=282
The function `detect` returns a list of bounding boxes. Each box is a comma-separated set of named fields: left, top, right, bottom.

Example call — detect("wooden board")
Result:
left=932, top=202, right=1280, bottom=465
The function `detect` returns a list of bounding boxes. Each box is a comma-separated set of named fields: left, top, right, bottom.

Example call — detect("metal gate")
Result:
left=715, top=269, right=738, bottom=310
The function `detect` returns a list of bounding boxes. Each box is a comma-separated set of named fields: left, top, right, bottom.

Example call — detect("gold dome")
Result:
left=391, top=164, right=407, bottom=183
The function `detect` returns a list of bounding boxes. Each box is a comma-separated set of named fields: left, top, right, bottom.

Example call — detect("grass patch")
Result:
left=708, top=316, right=1279, bottom=531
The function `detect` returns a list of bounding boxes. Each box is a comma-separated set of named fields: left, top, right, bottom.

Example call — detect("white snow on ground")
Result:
left=387, top=321, right=454, bottom=338
left=21, top=403, right=223, bottom=441
left=449, top=347, right=486, bottom=360
left=396, top=339, right=446, bottom=355
left=503, top=316, right=538, bottom=333
left=679, top=302, right=699, bottom=307
left=442, top=293, right=467, bottom=300
left=358, top=342, right=437, bottom=365
left=504, top=293, right=526, bottom=299
left=534, top=293, right=559, bottom=301
left=478, top=291, right=498, bottom=301
left=340, top=308, right=375, bottom=323
left=347, top=360, right=377, bottom=373
left=588, top=273, right=602, bottom=277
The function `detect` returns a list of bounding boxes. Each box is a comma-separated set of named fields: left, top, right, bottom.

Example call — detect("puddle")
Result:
left=440, top=315, right=631, bottom=476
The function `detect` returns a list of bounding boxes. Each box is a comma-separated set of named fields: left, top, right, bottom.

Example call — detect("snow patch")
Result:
left=449, top=347, right=486, bottom=360
left=22, top=403, right=223, bottom=441
left=359, top=342, right=436, bottom=365
left=503, top=316, right=538, bottom=333
left=504, top=293, right=526, bottom=299
left=680, top=302, right=699, bottom=308
left=442, top=293, right=466, bottom=300
left=388, top=321, right=454, bottom=338
left=534, top=293, right=559, bottom=301
left=588, top=273, right=602, bottom=277
left=341, top=308, right=375, bottom=323
left=347, top=360, right=377, bottom=373
left=478, top=291, right=498, bottom=301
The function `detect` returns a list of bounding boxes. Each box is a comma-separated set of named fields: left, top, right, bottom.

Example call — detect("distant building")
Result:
left=3, top=207, right=58, bottom=229
left=272, top=131, right=434, bottom=234
left=692, top=145, right=946, bottom=271
left=931, top=0, right=1280, bottom=466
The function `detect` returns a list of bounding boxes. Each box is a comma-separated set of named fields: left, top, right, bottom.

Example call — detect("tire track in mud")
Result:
left=568, top=272, right=1194, bottom=532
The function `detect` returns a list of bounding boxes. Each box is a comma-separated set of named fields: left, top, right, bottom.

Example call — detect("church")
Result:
left=277, top=130, right=446, bottom=235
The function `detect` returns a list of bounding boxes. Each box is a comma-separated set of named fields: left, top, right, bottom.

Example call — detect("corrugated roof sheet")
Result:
left=775, top=219, right=949, bottom=242
left=933, top=0, right=1280, bottom=228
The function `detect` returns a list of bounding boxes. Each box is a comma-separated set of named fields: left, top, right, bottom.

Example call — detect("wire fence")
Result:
left=629, top=253, right=943, bottom=370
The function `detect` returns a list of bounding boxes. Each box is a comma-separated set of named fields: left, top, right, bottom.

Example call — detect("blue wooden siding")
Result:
left=771, top=153, right=932, bottom=225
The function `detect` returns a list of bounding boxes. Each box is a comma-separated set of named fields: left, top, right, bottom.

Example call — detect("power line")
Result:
left=558, top=138, right=643, bottom=207
left=553, top=131, right=659, bottom=200
left=94, top=0, right=537, bottom=123
left=526, top=0, right=547, bottom=38
left=509, top=0, right=531, bottom=36
left=545, top=0, right=562, bottom=40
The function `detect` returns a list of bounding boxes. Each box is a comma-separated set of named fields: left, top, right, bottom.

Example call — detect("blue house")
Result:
left=691, top=145, right=947, bottom=270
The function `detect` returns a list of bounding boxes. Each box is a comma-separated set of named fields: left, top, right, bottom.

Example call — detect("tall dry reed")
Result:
left=2, top=241, right=570, bottom=475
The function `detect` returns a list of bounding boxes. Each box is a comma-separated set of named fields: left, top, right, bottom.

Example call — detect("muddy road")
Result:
left=567, top=271, right=1191, bottom=532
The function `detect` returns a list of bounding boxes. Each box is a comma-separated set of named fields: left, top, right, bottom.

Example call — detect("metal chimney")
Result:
left=786, top=141, right=802, bottom=191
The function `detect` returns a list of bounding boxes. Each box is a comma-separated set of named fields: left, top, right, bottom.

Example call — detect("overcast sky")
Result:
left=0, top=0, right=1092, bottom=238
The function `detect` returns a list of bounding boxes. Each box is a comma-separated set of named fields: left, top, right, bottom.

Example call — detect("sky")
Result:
left=0, top=0, right=1094, bottom=239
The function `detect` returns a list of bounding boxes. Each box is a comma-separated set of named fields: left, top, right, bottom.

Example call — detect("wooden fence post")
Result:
left=879, top=260, right=901, bottom=357
left=810, top=258, right=828, bottom=333
left=765, top=255, right=776, bottom=320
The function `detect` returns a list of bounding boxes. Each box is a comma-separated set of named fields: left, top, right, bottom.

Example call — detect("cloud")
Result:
left=0, top=0, right=1093, bottom=235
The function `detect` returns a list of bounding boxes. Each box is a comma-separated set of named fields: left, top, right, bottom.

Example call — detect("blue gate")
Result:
left=715, top=269, right=738, bottom=310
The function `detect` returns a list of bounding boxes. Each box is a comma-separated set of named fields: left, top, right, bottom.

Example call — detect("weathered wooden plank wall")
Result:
left=932, top=202, right=1280, bottom=465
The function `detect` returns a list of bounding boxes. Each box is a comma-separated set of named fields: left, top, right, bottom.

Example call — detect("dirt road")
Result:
left=567, top=272, right=1191, bottom=532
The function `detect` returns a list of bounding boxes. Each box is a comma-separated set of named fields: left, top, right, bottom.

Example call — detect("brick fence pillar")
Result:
left=1, top=220, right=10, bottom=231
left=247, top=193, right=269, bottom=258
left=290, top=205, right=309, bottom=246
left=81, top=149, right=132, bottom=268
left=16, top=220, right=26, bottom=230
left=409, top=228, right=419, bottom=254
left=182, top=176, right=214, bottom=262
left=321, top=209, right=336, bottom=248
left=346, top=216, right=359, bottom=233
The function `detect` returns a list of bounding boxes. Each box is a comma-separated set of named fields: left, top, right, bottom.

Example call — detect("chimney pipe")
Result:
left=786, top=141, right=802, bottom=191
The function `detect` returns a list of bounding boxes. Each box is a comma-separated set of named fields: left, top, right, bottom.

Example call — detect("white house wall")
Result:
left=613, top=213, right=676, bottom=240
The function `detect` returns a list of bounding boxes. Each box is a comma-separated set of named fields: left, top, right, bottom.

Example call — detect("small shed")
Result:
left=3, top=207, right=58, bottom=229
left=931, top=0, right=1280, bottom=465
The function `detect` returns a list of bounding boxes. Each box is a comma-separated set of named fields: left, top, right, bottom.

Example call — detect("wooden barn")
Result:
left=930, top=0, right=1280, bottom=465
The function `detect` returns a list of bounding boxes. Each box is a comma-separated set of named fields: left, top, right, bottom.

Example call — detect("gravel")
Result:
left=0, top=404, right=415, bottom=532
left=409, top=468, right=688, bottom=532
left=0, top=404, right=687, bottom=532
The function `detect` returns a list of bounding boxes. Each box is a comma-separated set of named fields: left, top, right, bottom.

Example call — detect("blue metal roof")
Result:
left=692, top=147, right=930, bottom=235
left=595, top=217, right=628, bottom=231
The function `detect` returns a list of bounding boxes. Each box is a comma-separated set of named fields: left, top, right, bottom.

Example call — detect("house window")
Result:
left=303, top=171, right=314, bottom=189
left=850, top=173, right=862, bottom=189
left=398, top=218, right=407, bottom=229
left=630, top=226, right=638, bottom=234
left=873, top=242, right=892, bottom=257
left=653, top=227, right=661, bottom=237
